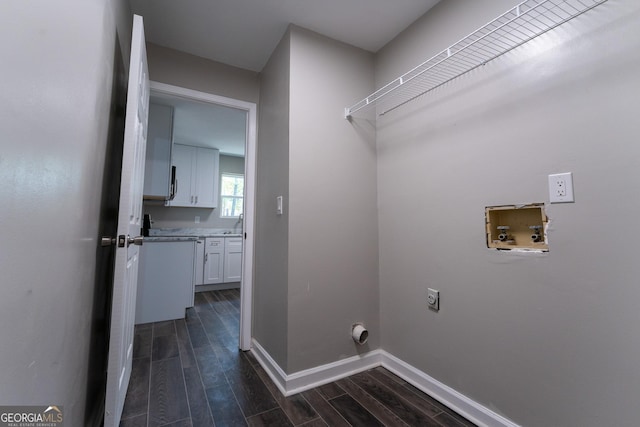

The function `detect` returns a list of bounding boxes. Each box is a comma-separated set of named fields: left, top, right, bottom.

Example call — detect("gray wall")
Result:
left=375, top=0, right=640, bottom=425
left=147, top=43, right=260, bottom=104
left=286, top=27, right=378, bottom=372
left=254, top=26, right=379, bottom=374
left=145, top=154, right=245, bottom=230
left=0, top=0, right=131, bottom=422
left=254, top=30, right=291, bottom=369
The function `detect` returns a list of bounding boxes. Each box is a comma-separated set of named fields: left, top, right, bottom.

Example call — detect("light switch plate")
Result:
left=548, top=172, right=574, bottom=203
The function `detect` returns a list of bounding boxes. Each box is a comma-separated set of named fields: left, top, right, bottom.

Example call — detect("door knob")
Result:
left=102, top=235, right=145, bottom=247
left=101, top=236, right=116, bottom=247
left=126, top=235, right=144, bottom=247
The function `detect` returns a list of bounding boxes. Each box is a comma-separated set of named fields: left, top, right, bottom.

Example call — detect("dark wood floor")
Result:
left=120, top=289, right=476, bottom=427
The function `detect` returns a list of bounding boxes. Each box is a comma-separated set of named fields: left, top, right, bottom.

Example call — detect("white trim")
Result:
left=284, top=350, right=382, bottom=396
left=150, top=81, right=256, bottom=112
left=195, top=283, right=239, bottom=293
left=240, top=97, right=257, bottom=351
left=250, top=339, right=288, bottom=395
left=251, top=339, right=382, bottom=396
left=149, top=81, right=257, bottom=351
left=250, top=341, right=520, bottom=427
left=380, top=352, right=521, bottom=427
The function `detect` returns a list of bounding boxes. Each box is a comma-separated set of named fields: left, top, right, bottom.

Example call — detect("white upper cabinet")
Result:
left=166, top=144, right=220, bottom=208
left=143, top=103, right=174, bottom=200
left=168, top=144, right=193, bottom=206
left=195, top=148, right=218, bottom=207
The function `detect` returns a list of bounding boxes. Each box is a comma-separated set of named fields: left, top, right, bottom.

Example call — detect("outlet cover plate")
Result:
left=548, top=172, right=574, bottom=203
left=427, top=288, right=439, bottom=311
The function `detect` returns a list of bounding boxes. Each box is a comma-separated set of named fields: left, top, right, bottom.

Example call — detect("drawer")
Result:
left=225, top=237, right=243, bottom=249
left=205, top=237, right=224, bottom=248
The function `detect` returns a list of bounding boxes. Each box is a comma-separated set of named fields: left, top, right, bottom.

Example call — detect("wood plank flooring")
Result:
left=120, top=290, right=476, bottom=427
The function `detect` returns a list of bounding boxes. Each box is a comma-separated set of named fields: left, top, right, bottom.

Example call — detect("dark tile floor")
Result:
left=120, top=289, right=476, bottom=427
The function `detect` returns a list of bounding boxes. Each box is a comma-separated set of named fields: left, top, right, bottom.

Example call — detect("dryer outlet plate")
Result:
left=427, top=288, right=439, bottom=311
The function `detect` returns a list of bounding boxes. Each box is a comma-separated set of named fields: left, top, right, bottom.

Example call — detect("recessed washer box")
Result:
left=485, top=204, right=548, bottom=251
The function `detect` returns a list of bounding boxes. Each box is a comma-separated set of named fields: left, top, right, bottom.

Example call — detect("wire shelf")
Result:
left=345, top=0, right=607, bottom=119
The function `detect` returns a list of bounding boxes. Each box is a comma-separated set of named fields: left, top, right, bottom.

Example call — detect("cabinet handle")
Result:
left=171, top=177, right=178, bottom=201
left=195, top=195, right=198, bottom=204
left=191, top=195, right=194, bottom=204
left=205, top=253, right=208, bottom=262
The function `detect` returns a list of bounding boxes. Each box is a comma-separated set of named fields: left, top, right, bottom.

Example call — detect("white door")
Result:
left=104, top=14, right=149, bottom=427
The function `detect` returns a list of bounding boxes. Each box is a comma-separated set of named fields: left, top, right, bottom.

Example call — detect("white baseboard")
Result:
left=251, top=339, right=382, bottom=396
left=285, top=350, right=382, bottom=396
left=195, top=283, right=240, bottom=292
left=250, top=339, right=519, bottom=427
left=250, top=339, right=288, bottom=394
left=380, top=351, right=520, bottom=427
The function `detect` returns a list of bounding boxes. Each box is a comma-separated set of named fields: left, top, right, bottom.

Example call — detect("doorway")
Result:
left=148, top=81, right=256, bottom=350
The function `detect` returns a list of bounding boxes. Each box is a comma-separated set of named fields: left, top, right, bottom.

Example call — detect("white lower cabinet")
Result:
left=224, top=238, right=243, bottom=282
left=136, top=240, right=195, bottom=324
left=199, top=236, right=243, bottom=286
left=204, top=237, right=224, bottom=284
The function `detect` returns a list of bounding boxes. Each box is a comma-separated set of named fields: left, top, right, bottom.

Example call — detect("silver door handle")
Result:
left=170, top=177, right=177, bottom=201
left=101, top=236, right=116, bottom=247
left=100, top=235, right=143, bottom=247
left=127, top=235, right=144, bottom=247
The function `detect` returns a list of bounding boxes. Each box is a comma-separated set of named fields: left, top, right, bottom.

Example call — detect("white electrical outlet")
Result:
left=427, top=288, right=439, bottom=311
left=548, top=172, right=574, bottom=203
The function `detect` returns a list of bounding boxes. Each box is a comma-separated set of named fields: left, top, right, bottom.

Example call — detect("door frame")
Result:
left=149, top=81, right=256, bottom=350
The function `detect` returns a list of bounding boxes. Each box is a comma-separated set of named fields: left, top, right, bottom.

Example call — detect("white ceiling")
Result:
left=135, top=0, right=442, bottom=156
left=151, top=94, right=247, bottom=156
left=130, top=0, right=441, bottom=72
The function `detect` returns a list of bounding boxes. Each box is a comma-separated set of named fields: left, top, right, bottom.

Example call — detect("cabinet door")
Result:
left=194, top=239, right=205, bottom=286
left=167, top=144, right=193, bottom=207
left=224, top=237, right=243, bottom=282
left=194, top=147, right=219, bottom=208
left=204, top=238, right=224, bottom=284
left=143, top=103, right=173, bottom=199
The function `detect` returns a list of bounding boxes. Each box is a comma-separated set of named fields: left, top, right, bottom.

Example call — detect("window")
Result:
left=220, top=173, right=244, bottom=218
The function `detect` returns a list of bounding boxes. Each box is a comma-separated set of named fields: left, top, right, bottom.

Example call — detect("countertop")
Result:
left=143, top=236, right=199, bottom=242
left=147, top=228, right=242, bottom=238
